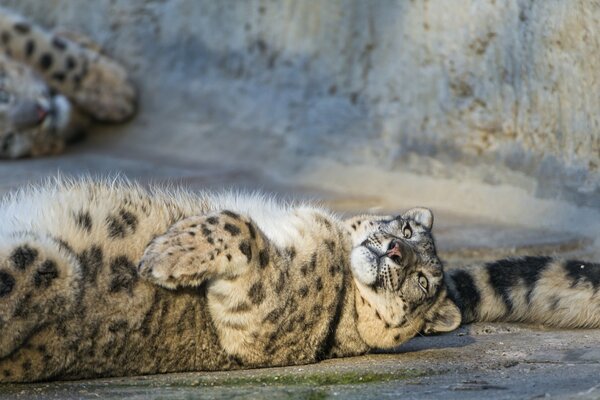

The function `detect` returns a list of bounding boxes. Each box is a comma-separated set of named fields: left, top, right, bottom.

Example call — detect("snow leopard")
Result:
left=0, top=179, right=597, bottom=382
left=0, top=7, right=136, bottom=158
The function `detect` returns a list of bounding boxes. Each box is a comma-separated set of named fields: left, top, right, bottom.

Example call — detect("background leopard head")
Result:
left=344, top=208, right=461, bottom=349
left=0, top=55, right=85, bottom=158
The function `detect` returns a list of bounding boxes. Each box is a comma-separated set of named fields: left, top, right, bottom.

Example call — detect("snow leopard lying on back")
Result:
left=0, top=179, right=598, bottom=382
left=0, top=7, right=136, bottom=158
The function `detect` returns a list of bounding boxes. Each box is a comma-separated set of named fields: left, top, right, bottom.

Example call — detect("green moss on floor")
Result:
left=185, top=369, right=426, bottom=387
left=0, top=369, right=427, bottom=399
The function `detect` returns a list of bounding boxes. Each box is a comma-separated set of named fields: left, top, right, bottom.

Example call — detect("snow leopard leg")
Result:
left=138, top=210, right=274, bottom=289
left=0, top=233, right=81, bottom=382
left=0, top=6, right=137, bottom=122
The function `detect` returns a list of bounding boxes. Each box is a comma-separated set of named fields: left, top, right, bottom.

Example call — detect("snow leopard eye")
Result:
left=418, top=273, right=429, bottom=293
left=402, top=224, right=412, bottom=239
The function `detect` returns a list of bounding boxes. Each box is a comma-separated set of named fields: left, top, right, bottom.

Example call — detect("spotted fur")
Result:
left=0, top=7, right=136, bottom=158
left=0, top=178, right=456, bottom=382
left=3, top=179, right=596, bottom=383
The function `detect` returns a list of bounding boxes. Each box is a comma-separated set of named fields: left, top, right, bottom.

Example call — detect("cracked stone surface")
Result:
left=0, top=146, right=598, bottom=400
left=4, top=0, right=600, bottom=211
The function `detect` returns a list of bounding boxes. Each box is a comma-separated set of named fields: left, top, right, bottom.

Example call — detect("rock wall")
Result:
left=4, top=0, right=599, bottom=210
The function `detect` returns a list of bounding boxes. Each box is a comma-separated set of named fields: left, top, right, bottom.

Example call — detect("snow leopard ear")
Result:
left=422, top=297, right=461, bottom=334
left=402, top=207, right=433, bottom=230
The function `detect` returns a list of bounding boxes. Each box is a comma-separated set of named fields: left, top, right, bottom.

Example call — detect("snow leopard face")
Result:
left=345, top=208, right=461, bottom=348
left=0, top=54, right=81, bottom=158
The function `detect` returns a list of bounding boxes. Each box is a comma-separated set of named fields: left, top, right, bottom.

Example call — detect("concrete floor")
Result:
left=0, top=144, right=599, bottom=399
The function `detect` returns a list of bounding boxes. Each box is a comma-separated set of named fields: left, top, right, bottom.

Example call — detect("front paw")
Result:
left=138, top=217, right=209, bottom=289
left=138, top=211, right=261, bottom=289
left=138, top=241, right=184, bottom=290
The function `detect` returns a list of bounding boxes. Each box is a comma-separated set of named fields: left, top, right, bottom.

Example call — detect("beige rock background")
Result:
left=2, top=0, right=599, bottom=234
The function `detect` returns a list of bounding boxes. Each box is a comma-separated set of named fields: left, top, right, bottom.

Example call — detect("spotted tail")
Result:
left=446, top=256, right=600, bottom=328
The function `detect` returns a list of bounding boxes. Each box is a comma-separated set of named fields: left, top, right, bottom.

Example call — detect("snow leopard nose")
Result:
left=386, top=240, right=403, bottom=258
left=9, top=99, right=48, bottom=129
left=385, top=239, right=415, bottom=265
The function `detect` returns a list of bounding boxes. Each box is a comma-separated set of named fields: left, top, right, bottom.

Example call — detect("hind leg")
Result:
left=0, top=233, right=81, bottom=382
left=0, top=324, right=72, bottom=382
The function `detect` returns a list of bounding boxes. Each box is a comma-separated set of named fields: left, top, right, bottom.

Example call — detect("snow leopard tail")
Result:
left=446, top=256, right=600, bottom=328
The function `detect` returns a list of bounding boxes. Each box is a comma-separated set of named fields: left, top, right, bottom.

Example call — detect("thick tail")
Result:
left=446, top=256, right=600, bottom=328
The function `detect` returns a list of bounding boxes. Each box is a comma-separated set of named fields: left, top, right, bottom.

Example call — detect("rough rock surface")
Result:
left=3, top=0, right=599, bottom=213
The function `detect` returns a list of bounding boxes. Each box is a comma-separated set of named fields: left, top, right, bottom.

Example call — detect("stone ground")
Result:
left=0, top=144, right=599, bottom=400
